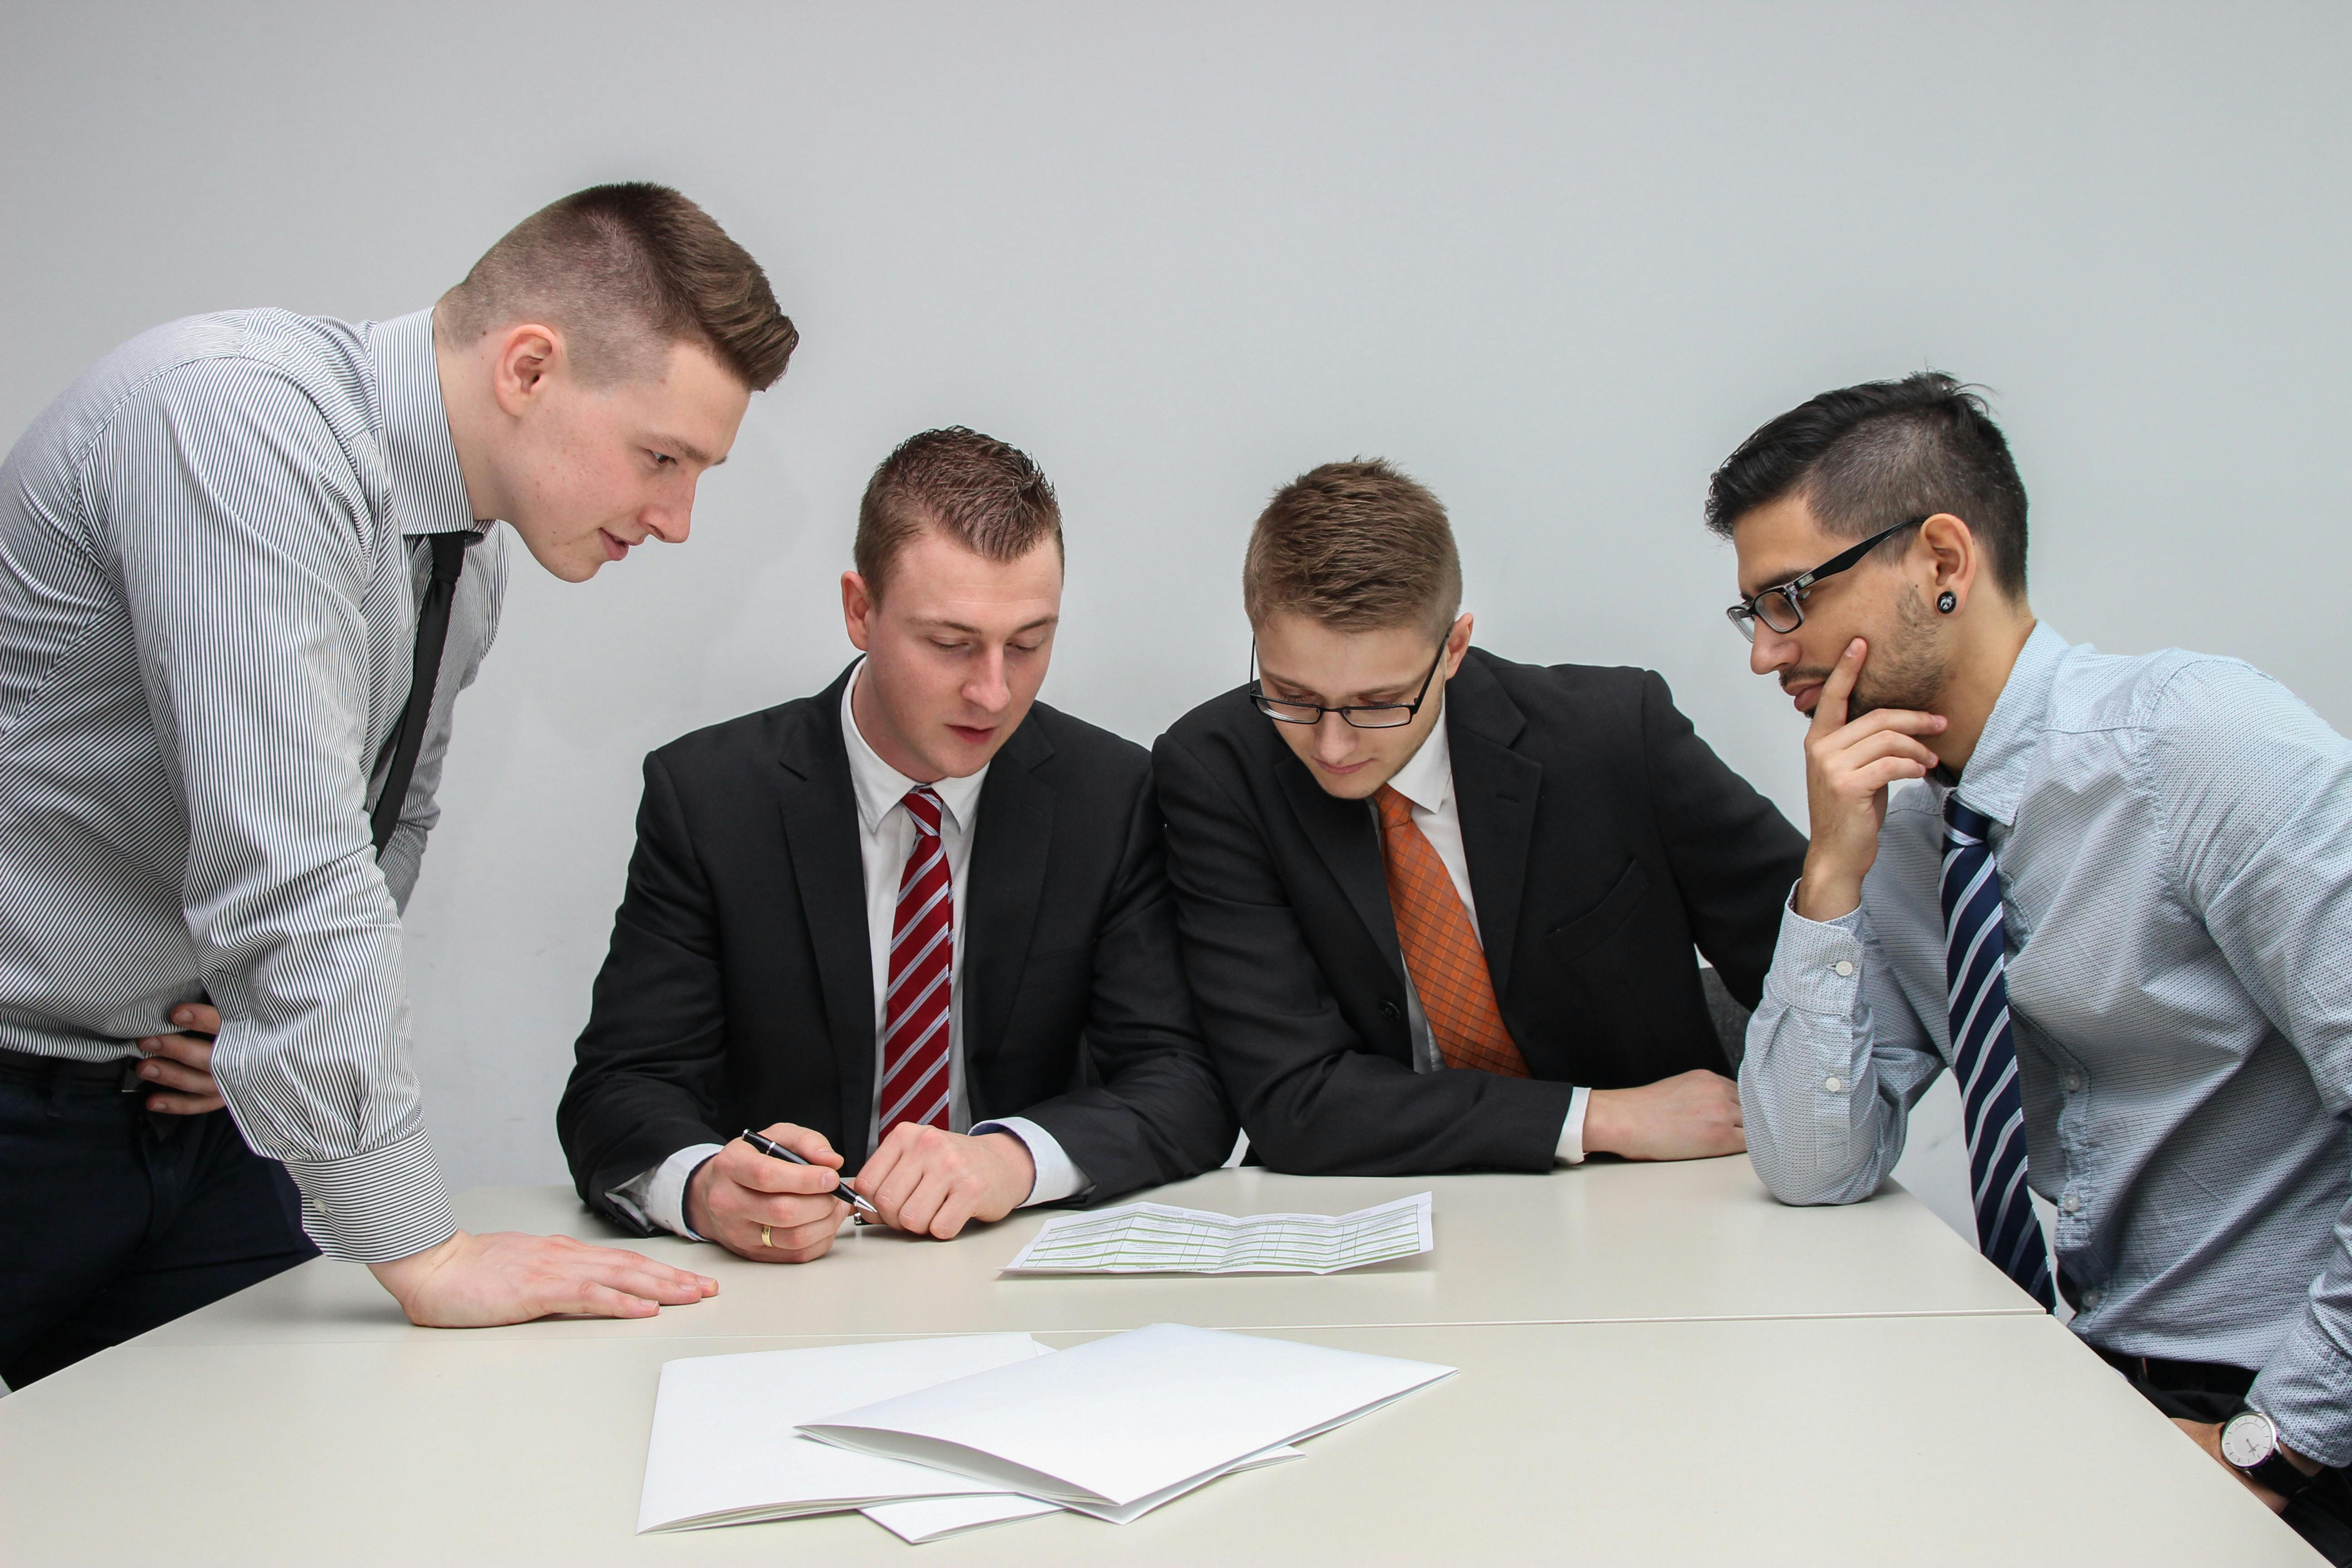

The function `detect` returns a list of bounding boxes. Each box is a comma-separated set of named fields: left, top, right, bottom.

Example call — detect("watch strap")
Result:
left=2244, top=1449, right=2314, bottom=1499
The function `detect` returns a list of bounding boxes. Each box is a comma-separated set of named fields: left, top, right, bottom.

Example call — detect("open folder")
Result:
left=637, top=1334, right=1053, bottom=1532
left=800, top=1323, right=1455, bottom=1524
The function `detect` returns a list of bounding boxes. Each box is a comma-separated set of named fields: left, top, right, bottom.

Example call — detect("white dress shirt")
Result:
left=0, top=308, right=504, bottom=1262
left=1377, top=700, right=1590, bottom=1164
left=625, top=665, right=1086, bottom=1239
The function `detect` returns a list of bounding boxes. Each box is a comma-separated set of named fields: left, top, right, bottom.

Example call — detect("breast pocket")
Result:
left=1544, top=861, right=1651, bottom=964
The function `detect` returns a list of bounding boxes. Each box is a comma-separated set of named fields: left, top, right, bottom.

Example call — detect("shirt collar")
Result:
left=840, top=662, right=989, bottom=836
left=1946, top=621, right=2070, bottom=827
left=365, top=309, right=480, bottom=539
left=1381, top=690, right=1456, bottom=817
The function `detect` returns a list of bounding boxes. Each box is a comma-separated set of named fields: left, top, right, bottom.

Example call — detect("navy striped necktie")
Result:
left=1940, top=796, right=2057, bottom=1310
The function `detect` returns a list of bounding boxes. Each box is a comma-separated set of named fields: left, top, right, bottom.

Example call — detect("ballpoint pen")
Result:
left=737, top=1127, right=880, bottom=1221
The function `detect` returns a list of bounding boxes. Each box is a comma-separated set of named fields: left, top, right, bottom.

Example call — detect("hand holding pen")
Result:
left=739, top=1127, right=880, bottom=1221
left=681, top=1122, right=871, bottom=1263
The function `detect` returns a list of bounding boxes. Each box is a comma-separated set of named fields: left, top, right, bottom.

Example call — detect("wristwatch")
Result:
left=2219, top=1408, right=2315, bottom=1499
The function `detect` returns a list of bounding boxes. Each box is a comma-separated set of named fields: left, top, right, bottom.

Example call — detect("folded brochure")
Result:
left=1001, top=1191, right=1432, bottom=1275
left=638, top=1334, right=1052, bottom=1532
left=800, top=1323, right=1454, bottom=1522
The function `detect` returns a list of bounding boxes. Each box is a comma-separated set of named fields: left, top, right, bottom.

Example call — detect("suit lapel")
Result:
left=774, top=666, right=880, bottom=1162
left=1276, top=752, right=1404, bottom=974
left=961, top=719, right=1055, bottom=1102
left=1446, top=653, right=1542, bottom=1003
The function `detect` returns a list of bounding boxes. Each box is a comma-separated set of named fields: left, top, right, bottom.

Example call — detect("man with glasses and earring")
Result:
left=1714, top=373, right=2352, bottom=1561
left=1153, top=459, right=1804, bottom=1176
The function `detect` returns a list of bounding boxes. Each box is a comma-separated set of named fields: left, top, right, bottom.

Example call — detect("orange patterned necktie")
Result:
left=1372, top=785, right=1529, bottom=1077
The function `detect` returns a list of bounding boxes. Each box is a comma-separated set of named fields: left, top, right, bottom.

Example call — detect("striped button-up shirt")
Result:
left=1744, top=624, right=2352, bottom=1465
left=0, top=308, right=505, bottom=1261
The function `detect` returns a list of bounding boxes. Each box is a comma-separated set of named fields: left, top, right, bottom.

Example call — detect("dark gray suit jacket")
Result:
left=559, top=664, right=1237, bottom=1230
left=1152, top=647, right=1804, bottom=1176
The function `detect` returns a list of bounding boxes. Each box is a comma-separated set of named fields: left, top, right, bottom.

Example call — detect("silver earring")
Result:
left=1937, top=591, right=1957, bottom=613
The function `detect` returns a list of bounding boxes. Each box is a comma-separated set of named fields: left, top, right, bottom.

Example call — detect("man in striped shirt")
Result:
left=0, top=184, right=795, bottom=1384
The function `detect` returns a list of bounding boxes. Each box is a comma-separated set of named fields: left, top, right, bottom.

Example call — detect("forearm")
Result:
left=2249, top=1230, right=2352, bottom=1467
left=558, top=1058, right=727, bottom=1224
left=1238, top=1048, right=1576, bottom=1175
left=1001, top=1063, right=1234, bottom=1203
left=1740, top=895, right=1921, bottom=1207
left=603, top=1142, right=726, bottom=1238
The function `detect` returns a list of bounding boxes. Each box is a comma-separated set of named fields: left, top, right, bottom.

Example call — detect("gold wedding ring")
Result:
left=760, top=1223, right=772, bottom=1248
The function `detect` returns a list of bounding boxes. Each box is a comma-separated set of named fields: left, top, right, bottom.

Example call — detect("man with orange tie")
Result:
left=558, top=428, right=1234, bottom=1259
left=1153, top=459, right=1805, bottom=1174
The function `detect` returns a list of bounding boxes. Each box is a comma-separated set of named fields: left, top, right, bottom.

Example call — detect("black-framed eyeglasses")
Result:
left=1725, top=516, right=1928, bottom=642
left=1250, top=639, right=1448, bottom=729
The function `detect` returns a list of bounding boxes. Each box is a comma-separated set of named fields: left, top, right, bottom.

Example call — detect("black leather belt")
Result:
left=2095, top=1345, right=2256, bottom=1396
left=0, top=1044, right=144, bottom=1091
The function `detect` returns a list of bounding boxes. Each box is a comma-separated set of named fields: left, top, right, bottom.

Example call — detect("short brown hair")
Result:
left=436, top=182, right=798, bottom=391
left=854, top=428, right=1063, bottom=600
left=1243, top=459, right=1462, bottom=636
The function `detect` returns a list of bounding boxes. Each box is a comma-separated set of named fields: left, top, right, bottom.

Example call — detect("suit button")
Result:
left=1380, top=1000, right=1402, bottom=1021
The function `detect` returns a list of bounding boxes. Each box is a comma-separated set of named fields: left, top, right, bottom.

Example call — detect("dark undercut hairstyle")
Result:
left=436, top=182, right=798, bottom=391
left=854, top=427, right=1063, bottom=601
left=1243, top=459, right=1462, bottom=638
left=1703, top=372, right=2030, bottom=598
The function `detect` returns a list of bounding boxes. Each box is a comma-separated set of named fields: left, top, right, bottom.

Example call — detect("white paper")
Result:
left=857, top=1446, right=1305, bottom=1542
left=637, top=1334, right=1052, bottom=1532
left=1047, top=1441, right=1310, bottom=1524
left=1000, top=1192, right=1433, bottom=1275
left=858, top=1493, right=1062, bottom=1544
left=800, top=1323, right=1455, bottom=1516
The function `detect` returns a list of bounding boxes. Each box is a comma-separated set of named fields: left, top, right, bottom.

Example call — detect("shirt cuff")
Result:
left=1763, top=886, right=1870, bottom=1016
left=279, top=1128, right=457, bottom=1264
left=1554, top=1086, right=1592, bottom=1165
left=972, top=1117, right=1092, bottom=1205
left=2251, top=1308, right=2352, bottom=1468
left=608, top=1142, right=725, bottom=1241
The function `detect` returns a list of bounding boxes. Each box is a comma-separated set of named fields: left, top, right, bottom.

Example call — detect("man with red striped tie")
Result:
left=557, top=427, right=1235, bottom=1260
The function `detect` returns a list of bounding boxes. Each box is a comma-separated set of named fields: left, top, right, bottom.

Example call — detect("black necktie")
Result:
left=370, top=530, right=477, bottom=856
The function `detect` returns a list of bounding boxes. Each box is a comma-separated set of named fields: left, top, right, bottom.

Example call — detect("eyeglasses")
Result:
left=1251, top=639, right=1448, bottom=729
left=1725, top=516, right=1928, bottom=642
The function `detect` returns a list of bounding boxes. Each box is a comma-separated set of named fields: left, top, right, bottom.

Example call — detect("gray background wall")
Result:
left=1, top=1, right=2345, bottom=1243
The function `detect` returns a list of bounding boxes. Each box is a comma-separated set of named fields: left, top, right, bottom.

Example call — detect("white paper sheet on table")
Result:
left=858, top=1493, right=1063, bottom=1543
left=637, top=1334, right=1052, bottom=1532
left=1000, top=1191, right=1432, bottom=1274
left=801, top=1323, right=1454, bottom=1522
left=857, top=1446, right=1305, bottom=1541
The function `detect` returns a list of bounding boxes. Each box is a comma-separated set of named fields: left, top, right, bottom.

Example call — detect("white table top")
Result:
left=2, top=1314, right=2314, bottom=1565
left=140, top=1160, right=2036, bottom=1348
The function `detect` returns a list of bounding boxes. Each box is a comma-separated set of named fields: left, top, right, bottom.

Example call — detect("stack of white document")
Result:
left=639, top=1324, right=1454, bottom=1541
left=1001, top=1192, right=1433, bottom=1274
left=637, top=1335, right=1052, bottom=1532
left=800, top=1322, right=1455, bottom=1523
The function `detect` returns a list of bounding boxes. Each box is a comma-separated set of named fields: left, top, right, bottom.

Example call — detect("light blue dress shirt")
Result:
left=1744, top=624, right=2352, bottom=1465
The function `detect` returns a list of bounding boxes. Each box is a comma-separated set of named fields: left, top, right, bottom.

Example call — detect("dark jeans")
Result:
left=2101, top=1348, right=2352, bottom=1564
left=0, top=1055, right=317, bottom=1388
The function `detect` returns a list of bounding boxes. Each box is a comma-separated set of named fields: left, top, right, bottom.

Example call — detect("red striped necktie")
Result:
left=880, top=785, right=955, bottom=1135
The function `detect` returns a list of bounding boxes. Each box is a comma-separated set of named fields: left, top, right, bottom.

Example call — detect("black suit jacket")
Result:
left=1152, top=647, right=1805, bottom=1176
left=559, top=663, right=1236, bottom=1230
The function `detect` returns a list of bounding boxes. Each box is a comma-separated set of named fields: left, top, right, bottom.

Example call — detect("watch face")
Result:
left=2221, top=1412, right=2276, bottom=1469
